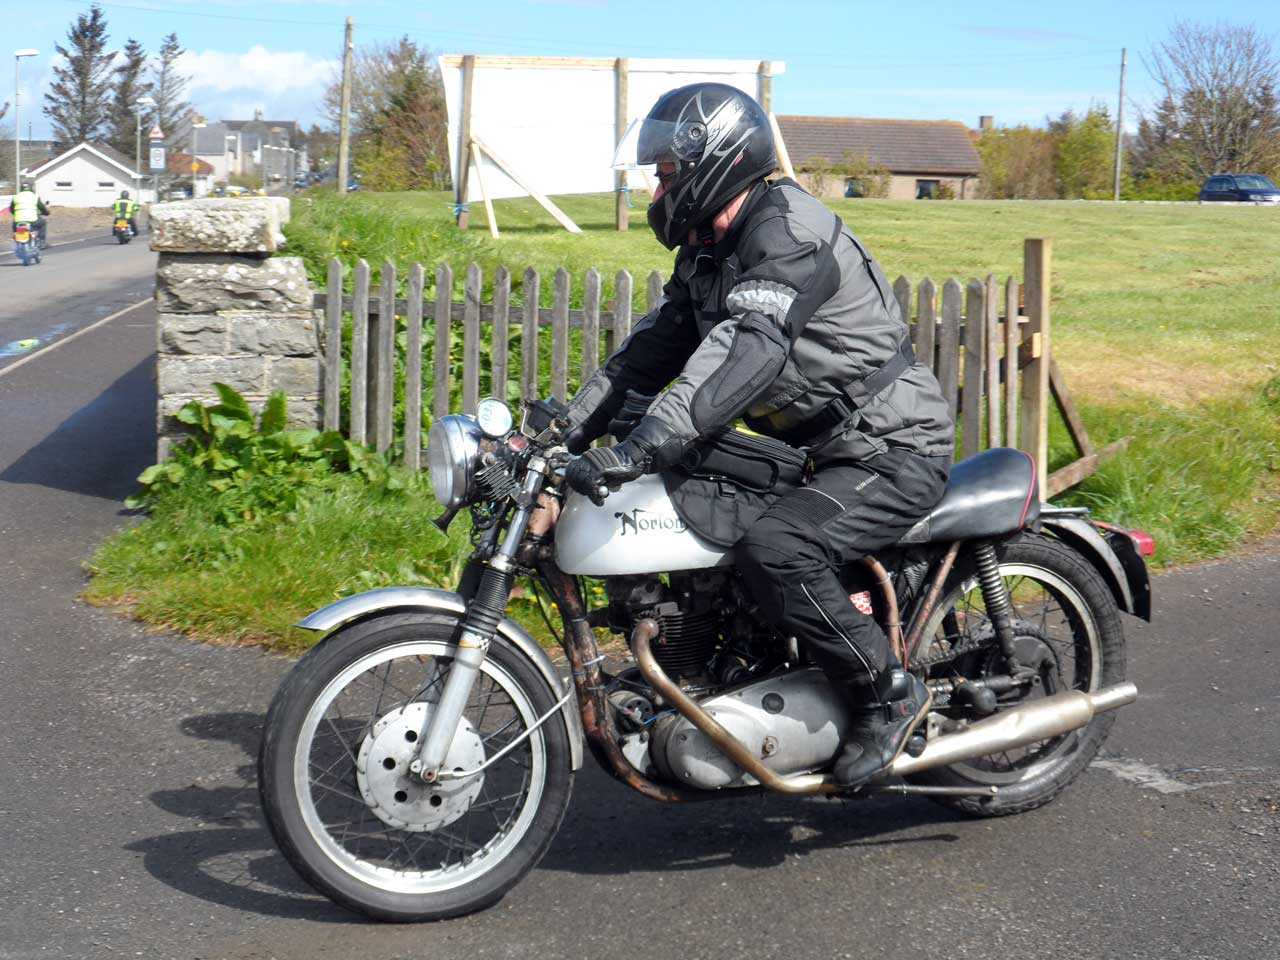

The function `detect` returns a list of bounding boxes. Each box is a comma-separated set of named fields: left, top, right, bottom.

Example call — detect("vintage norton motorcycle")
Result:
left=259, top=396, right=1151, bottom=921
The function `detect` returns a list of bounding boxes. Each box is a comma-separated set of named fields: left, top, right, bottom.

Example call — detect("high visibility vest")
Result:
left=112, top=198, right=138, bottom=218
left=11, top=190, right=41, bottom=222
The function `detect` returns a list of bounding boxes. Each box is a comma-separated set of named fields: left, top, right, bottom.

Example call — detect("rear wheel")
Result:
left=909, top=533, right=1125, bottom=816
left=259, top=611, right=574, bottom=920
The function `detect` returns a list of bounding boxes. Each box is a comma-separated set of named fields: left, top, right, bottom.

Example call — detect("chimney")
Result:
left=979, top=115, right=994, bottom=131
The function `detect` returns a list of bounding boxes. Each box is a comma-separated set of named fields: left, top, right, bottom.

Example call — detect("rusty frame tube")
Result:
left=631, top=618, right=841, bottom=796
left=903, top=541, right=962, bottom=665
left=860, top=556, right=902, bottom=665
left=534, top=548, right=702, bottom=803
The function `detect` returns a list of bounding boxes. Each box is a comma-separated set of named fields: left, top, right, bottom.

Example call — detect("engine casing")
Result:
left=649, top=668, right=851, bottom=789
left=555, top=474, right=729, bottom=575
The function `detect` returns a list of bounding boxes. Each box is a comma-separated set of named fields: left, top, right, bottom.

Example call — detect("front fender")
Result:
left=296, top=586, right=584, bottom=770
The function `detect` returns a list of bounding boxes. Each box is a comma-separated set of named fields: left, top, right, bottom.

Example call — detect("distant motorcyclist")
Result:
left=111, top=190, right=140, bottom=237
left=9, top=182, right=50, bottom=247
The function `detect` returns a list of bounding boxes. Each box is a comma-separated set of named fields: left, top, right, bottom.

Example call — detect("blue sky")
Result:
left=12, top=0, right=1280, bottom=139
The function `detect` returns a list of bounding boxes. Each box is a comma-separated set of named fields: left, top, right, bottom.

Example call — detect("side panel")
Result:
left=555, top=474, right=730, bottom=575
left=295, top=586, right=584, bottom=769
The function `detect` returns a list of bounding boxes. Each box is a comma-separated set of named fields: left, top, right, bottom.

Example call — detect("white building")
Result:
left=22, top=142, right=152, bottom=207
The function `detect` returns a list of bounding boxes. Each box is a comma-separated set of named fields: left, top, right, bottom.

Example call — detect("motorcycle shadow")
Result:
left=128, top=711, right=964, bottom=923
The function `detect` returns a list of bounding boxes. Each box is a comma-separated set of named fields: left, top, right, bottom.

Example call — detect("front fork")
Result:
left=409, top=458, right=548, bottom=783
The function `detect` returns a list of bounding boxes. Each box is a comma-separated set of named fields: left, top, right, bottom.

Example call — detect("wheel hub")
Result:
left=356, top=702, right=486, bottom=833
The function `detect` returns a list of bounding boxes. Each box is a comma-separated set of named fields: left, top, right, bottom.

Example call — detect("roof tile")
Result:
left=777, top=115, right=981, bottom=175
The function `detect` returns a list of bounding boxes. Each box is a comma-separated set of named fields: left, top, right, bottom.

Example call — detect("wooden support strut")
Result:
left=471, top=136, right=581, bottom=234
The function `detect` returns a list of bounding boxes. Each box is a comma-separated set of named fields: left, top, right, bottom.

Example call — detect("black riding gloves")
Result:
left=564, top=446, right=644, bottom=505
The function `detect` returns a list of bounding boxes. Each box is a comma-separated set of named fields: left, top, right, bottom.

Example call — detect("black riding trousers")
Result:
left=736, top=447, right=948, bottom=701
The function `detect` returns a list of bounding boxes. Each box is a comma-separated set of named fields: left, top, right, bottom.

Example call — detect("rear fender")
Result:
left=1039, top=515, right=1151, bottom=621
left=296, top=586, right=584, bottom=769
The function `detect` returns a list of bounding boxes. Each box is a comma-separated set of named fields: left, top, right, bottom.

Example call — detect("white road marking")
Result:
left=1091, top=756, right=1234, bottom=794
left=0, top=298, right=151, bottom=379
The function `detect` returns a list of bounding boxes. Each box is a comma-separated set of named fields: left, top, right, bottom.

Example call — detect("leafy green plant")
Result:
left=128, top=383, right=401, bottom=523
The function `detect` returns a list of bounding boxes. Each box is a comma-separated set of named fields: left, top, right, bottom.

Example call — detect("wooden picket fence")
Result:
left=312, top=238, right=1123, bottom=498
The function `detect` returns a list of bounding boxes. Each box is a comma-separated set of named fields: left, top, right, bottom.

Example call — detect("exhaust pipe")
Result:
left=890, top=682, right=1138, bottom=777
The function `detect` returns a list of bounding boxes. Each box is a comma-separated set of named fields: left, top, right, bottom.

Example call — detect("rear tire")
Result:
left=259, top=612, right=574, bottom=920
left=909, top=532, right=1126, bottom=817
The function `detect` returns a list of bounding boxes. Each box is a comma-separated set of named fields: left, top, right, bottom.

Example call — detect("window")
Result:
left=915, top=179, right=940, bottom=200
left=97, top=180, right=116, bottom=189
left=1207, top=177, right=1228, bottom=191
left=54, top=181, right=73, bottom=190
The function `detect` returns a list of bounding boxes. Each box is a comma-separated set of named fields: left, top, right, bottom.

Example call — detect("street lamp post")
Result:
left=134, top=95, right=155, bottom=197
left=189, top=115, right=206, bottom=197
left=13, top=49, right=39, bottom=191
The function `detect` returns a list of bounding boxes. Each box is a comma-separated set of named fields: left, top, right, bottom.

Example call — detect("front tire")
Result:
left=909, top=532, right=1126, bottom=816
left=259, top=611, right=574, bottom=921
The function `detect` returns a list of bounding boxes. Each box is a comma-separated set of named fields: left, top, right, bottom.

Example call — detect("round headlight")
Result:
left=427, top=415, right=482, bottom=508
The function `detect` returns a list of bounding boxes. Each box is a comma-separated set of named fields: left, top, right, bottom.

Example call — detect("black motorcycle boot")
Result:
left=832, top=669, right=933, bottom=788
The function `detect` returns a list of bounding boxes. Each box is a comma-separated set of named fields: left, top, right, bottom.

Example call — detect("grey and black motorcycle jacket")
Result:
left=567, top=179, right=954, bottom=466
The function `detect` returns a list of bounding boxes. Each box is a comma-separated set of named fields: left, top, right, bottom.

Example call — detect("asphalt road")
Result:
left=0, top=239, right=1276, bottom=960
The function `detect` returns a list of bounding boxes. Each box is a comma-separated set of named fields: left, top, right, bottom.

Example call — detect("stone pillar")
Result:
left=150, top=197, right=323, bottom=459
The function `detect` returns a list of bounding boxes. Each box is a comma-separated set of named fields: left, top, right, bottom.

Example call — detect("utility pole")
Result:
left=1112, top=47, right=1126, bottom=202
left=337, top=17, right=353, bottom=195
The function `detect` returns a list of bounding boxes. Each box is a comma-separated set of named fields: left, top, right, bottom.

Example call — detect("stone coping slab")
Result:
left=149, top=197, right=290, bottom=254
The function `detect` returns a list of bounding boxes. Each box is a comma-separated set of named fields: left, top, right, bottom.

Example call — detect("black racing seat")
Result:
left=897, top=447, right=1039, bottom=545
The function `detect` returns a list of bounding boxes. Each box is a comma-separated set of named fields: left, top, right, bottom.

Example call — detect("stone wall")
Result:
left=151, top=197, right=324, bottom=459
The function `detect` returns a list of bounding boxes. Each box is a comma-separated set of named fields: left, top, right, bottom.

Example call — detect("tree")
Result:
left=43, top=4, right=114, bottom=148
left=300, top=124, right=338, bottom=172
left=107, top=38, right=151, bottom=160
left=151, top=33, right=190, bottom=137
left=325, top=37, right=450, bottom=191
left=1141, top=21, right=1280, bottom=179
left=1051, top=104, right=1119, bottom=199
left=976, top=125, right=1056, bottom=198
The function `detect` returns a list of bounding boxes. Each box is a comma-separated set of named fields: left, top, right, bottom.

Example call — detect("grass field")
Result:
left=81, top=189, right=1279, bottom=650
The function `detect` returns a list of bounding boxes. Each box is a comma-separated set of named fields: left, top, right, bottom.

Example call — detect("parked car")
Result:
left=224, top=185, right=251, bottom=197
left=1198, top=173, right=1280, bottom=203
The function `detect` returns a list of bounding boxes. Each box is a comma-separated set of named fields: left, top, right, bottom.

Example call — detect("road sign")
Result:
left=149, top=125, right=164, bottom=140
left=149, top=145, right=166, bottom=172
left=190, top=160, right=199, bottom=174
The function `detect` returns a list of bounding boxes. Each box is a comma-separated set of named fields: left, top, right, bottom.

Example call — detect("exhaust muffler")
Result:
left=890, top=682, right=1138, bottom=777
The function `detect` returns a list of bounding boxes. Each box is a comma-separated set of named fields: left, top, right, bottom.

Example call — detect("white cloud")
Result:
left=182, top=45, right=336, bottom=96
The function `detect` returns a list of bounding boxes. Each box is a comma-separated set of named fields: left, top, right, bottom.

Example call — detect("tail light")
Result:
left=14, top=227, right=30, bottom=242
left=115, top=219, right=129, bottom=228
left=1093, top=520, right=1155, bottom=557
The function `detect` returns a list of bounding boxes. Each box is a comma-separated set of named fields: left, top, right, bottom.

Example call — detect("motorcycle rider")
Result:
left=9, top=181, right=50, bottom=247
left=111, top=190, right=140, bottom=236
left=562, top=83, right=955, bottom=788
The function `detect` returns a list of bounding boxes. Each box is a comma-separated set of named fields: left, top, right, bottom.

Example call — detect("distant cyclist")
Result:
left=9, top=181, right=50, bottom=247
left=112, top=190, right=140, bottom=237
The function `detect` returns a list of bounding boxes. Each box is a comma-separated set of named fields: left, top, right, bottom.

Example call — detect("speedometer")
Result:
left=475, top=397, right=514, bottom=438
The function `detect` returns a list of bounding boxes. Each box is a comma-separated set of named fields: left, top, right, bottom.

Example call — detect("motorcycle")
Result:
left=13, top=222, right=41, bottom=266
left=259, top=396, right=1150, bottom=921
left=113, top=218, right=132, bottom=244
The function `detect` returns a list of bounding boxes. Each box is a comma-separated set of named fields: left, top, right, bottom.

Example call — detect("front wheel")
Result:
left=258, top=611, right=574, bottom=921
left=909, top=532, right=1126, bottom=816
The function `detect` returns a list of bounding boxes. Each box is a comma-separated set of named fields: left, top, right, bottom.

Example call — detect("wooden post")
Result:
left=757, top=60, right=772, bottom=112
left=551, top=268, right=570, bottom=400
left=984, top=274, right=1001, bottom=448
left=349, top=259, right=370, bottom=444
left=937, top=279, right=962, bottom=423
left=521, top=267, right=540, bottom=400
left=916, top=277, right=937, bottom=371
left=615, top=57, right=629, bottom=232
left=433, top=263, right=453, bottom=419
left=469, top=141, right=499, bottom=239
left=646, top=271, right=663, bottom=313
left=404, top=263, right=425, bottom=470
left=323, top=258, right=343, bottom=432
left=456, top=54, right=475, bottom=229
left=374, top=260, right=396, bottom=452
left=612, top=269, right=633, bottom=355
left=768, top=112, right=796, bottom=182
left=1003, top=277, right=1019, bottom=453
left=961, top=278, right=984, bottom=458
left=463, top=262, right=482, bottom=414
left=492, top=265, right=510, bottom=402
left=892, top=275, right=911, bottom=327
left=582, top=267, right=601, bottom=380
left=1021, top=239, right=1051, bottom=498
left=336, top=18, right=353, bottom=196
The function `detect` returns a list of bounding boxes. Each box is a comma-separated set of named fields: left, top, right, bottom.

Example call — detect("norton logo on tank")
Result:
left=614, top=508, right=688, bottom=536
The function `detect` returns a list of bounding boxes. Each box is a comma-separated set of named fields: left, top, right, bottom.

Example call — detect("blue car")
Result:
left=1198, top=173, right=1280, bottom=203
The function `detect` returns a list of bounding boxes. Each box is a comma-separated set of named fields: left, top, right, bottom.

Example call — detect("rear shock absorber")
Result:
left=972, top=540, right=1020, bottom=669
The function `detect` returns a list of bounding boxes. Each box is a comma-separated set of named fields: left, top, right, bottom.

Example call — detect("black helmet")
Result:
left=623, top=83, right=776, bottom=250
left=120, top=190, right=130, bottom=199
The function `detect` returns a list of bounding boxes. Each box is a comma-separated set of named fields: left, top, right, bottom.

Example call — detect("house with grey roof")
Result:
left=776, top=115, right=983, bottom=200
left=21, top=142, right=148, bottom=206
left=171, top=114, right=306, bottom=185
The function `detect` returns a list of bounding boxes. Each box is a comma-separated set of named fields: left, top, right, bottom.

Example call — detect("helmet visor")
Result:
left=611, top=117, right=707, bottom=171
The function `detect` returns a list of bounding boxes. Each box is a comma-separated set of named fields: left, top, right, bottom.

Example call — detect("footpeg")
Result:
left=905, top=734, right=927, bottom=758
